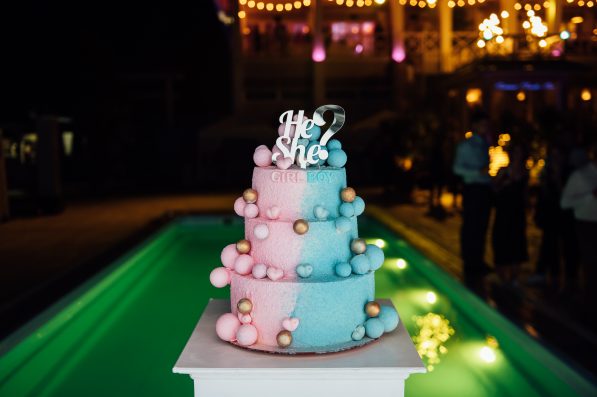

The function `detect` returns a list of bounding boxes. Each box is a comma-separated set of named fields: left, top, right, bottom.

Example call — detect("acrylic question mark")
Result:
left=312, top=104, right=345, bottom=160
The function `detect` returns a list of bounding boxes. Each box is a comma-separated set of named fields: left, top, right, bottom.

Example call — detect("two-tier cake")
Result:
left=209, top=106, right=399, bottom=353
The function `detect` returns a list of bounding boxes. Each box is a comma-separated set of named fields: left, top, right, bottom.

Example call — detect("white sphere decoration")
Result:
left=253, top=224, right=269, bottom=240
left=252, top=263, right=268, bottom=279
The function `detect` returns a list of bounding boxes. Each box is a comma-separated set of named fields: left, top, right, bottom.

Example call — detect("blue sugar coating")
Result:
left=350, top=254, right=370, bottom=275
left=335, top=216, right=352, bottom=233
left=378, top=306, right=399, bottom=332
left=364, top=318, right=385, bottom=339
left=292, top=273, right=374, bottom=348
left=300, top=217, right=358, bottom=277
left=306, top=124, right=322, bottom=141
left=327, top=139, right=342, bottom=150
left=313, top=205, right=329, bottom=220
left=353, top=196, right=365, bottom=216
left=335, top=262, right=352, bottom=277
left=365, top=244, right=385, bottom=271
left=327, top=149, right=348, bottom=168
left=339, top=202, right=355, bottom=217
left=296, top=264, right=313, bottom=278
left=301, top=168, right=347, bottom=220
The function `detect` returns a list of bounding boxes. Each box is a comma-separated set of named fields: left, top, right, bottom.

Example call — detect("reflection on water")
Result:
left=412, top=313, right=455, bottom=372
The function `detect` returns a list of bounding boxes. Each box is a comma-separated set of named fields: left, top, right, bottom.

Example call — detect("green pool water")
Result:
left=0, top=215, right=595, bottom=397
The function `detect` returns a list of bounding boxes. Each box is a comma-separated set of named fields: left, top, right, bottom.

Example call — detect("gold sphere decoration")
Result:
left=351, top=238, right=367, bottom=254
left=237, top=298, right=253, bottom=314
left=341, top=187, right=356, bottom=203
left=236, top=239, right=252, bottom=254
left=243, top=188, right=258, bottom=204
left=365, top=301, right=381, bottom=317
left=293, top=219, right=309, bottom=235
left=276, top=330, right=293, bottom=347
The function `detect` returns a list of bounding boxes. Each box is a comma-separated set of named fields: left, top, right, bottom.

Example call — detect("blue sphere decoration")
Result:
left=339, top=202, right=355, bottom=217
left=364, top=318, right=384, bottom=339
left=327, top=149, right=347, bottom=168
left=297, top=138, right=309, bottom=147
left=378, top=306, right=399, bottom=332
left=365, top=244, right=385, bottom=271
left=352, top=196, right=365, bottom=216
left=306, top=124, right=322, bottom=141
left=327, top=139, right=342, bottom=150
left=335, top=216, right=352, bottom=233
left=350, top=254, right=370, bottom=275
left=335, top=262, right=352, bottom=278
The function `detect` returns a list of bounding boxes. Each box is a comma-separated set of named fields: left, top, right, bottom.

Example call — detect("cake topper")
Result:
left=272, top=104, right=345, bottom=169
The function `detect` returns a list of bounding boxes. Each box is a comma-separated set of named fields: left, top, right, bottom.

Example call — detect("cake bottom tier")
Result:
left=230, top=273, right=375, bottom=349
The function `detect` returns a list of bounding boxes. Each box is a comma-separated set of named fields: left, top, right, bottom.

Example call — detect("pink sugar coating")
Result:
left=216, top=313, right=241, bottom=341
left=210, top=267, right=231, bottom=288
left=252, top=168, right=306, bottom=221
left=275, top=157, right=293, bottom=170
left=236, top=324, right=259, bottom=346
left=220, top=244, right=239, bottom=269
left=253, top=147, right=273, bottom=167
left=253, top=224, right=269, bottom=240
left=233, top=197, right=246, bottom=216
left=244, top=203, right=259, bottom=218
left=238, top=313, right=252, bottom=324
left=234, top=254, right=254, bottom=275
left=231, top=273, right=299, bottom=346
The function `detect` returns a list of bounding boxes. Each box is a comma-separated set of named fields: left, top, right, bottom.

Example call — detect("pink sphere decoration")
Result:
left=253, top=224, right=269, bottom=240
left=252, top=263, right=267, bottom=279
left=236, top=324, right=259, bottom=346
left=233, top=197, right=246, bottom=216
left=255, top=144, right=268, bottom=151
left=210, top=267, right=231, bottom=288
left=234, top=254, right=254, bottom=275
left=221, top=244, right=239, bottom=269
left=238, top=313, right=252, bottom=324
left=278, top=123, right=296, bottom=138
left=216, top=313, right=241, bottom=341
left=244, top=203, right=259, bottom=218
left=276, top=157, right=293, bottom=170
left=253, top=147, right=273, bottom=167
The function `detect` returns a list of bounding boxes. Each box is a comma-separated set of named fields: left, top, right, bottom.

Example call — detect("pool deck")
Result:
left=0, top=193, right=595, bottom=376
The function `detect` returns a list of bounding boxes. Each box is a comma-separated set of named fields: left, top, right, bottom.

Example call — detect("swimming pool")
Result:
left=0, top=215, right=595, bottom=397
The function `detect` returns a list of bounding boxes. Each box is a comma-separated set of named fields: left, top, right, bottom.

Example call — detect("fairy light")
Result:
left=396, top=258, right=408, bottom=269
left=412, top=313, right=455, bottom=372
left=238, top=10, right=246, bottom=18
left=266, top=2, right=274, bottom=10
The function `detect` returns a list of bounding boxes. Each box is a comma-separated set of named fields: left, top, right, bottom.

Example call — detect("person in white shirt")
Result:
left=453, top=110, right=492, bottom=287
left=561, top=146, right=597, bottom=301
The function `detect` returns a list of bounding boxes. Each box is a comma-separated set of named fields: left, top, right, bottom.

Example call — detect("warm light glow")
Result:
left=346, top=0, right=354, bottom=6
left=374, top=0, right=386, bottom=4
left=479, top=346, right=496, bottom=363
left=500, top=10, right=509, bottom=18
left=527, top=9, right=535, bottom=16
left=581, top=88, right=592, bottom=101
left=410, top=0, right=417, bottom=5
left=533, top=3, right=541, bottom=10
left=571, top=16, right=584, bottom=24
left=418, top=0, right=426, bottom=7
left=524, top=3, right=531, bottom=10
left=396, top=258, right=407, bottom=269
left=303, top=0, right=311, bottom=5
left=539, top=39, right=547, bottom=47
left=426, top=291, right=437, bottom=304
left=522, top=20, right=531, bottom=29
left=477, top=39, right=486, bottom=48
left=365, top=0, right=373, bottom=5
left=489, top=146, right=510, bottom=176
left=312, top=44, right=326, bottom=62
left=375, top=239, right=386, bottom=248
left=238, top=10, right=246, bottom=18
left=284, top=3, right=292, bottom=10
left=496, top=35, right=504, bottom=43
left=276, top=3, right=284, bottom=11
left=514, top=2, right=522, bottom=10
left=516, top=90, right=526, bottom=101
left=588, top=1, right=594, bottom=7
left=413, top=313, right=454, bottom=371
left=266, top=3, right=274, bottom=11
left=578, top=0, right=585, bottom=5
left=543, top=0, right=550, bottom=7
left=468, top=0, right=475, bottom=4
left=239, top=0, right=247, bottom=4
left=448, top=0, right=456, bottom=6
left=294, top=1, right=301, bottom=8
left=392, top=45, right=406, bottom=62
left=466, top=88, right=482, bottom=104
left=257, top=2, right=265, bottom=9
left=337, top=0, right=344, bottom=4
left=457, top=0, right=465, bottom=6
left=465, top=131, right=473, bottom=139
left=560, top=30, right=570, bottom=40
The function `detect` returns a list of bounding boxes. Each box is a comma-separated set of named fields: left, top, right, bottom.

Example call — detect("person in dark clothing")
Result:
left=453, top=110, right=492, bottom=286
left=491, top=144, right=528, bottom=283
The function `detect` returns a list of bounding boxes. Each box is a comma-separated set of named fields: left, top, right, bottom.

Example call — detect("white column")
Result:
left=389, top=1, right=406, bottom=63
left=546, top=0, right=562, bottom=34
left=439, top=0, right=453, bottom=73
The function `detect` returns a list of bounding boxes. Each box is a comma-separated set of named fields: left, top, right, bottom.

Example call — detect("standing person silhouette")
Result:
left=453, top=110, right=492, bottom=289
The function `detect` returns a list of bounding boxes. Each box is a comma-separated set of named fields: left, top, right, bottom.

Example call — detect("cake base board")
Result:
left=229, top=334, right=377, bottom=355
